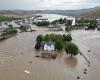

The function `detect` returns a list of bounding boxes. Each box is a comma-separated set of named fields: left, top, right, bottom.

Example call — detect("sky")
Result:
left=0, top=0, right=100, bottom=10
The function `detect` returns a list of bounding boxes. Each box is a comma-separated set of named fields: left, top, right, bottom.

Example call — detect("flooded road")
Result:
left=0, top=28, right=100, bottom=80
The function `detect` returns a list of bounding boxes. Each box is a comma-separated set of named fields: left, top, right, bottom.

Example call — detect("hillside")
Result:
left=0, top=6, right=100, bottom=18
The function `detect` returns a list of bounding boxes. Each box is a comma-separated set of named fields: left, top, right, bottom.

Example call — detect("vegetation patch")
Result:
left=0, top=27, right=18, bottom=41
left=35, top=34, right=79, bottom=57
left=36, top=21, right=50, bottom=26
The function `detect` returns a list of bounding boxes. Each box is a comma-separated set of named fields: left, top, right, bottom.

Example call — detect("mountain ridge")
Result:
left=0, top=6, right=100, bottom=18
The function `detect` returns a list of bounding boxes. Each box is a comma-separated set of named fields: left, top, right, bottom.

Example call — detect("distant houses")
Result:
left=96, top=18, right=100, bottom=29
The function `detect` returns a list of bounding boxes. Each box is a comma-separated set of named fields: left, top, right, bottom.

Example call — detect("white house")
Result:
left=43, top=41, right=55, bottom=51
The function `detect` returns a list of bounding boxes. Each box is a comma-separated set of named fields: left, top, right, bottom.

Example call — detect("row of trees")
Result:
left=51, top=18, right=72, bottom=26
left=35, top=34, right=79, bottom=57
left=0, top=16, right=23, bottom=22
left=36, top=21, right=50, bottom=26
left=0, top=27, right=18, bottom=41
left=36, top=34, right=72, bottom=43
left=76, top=18, right=97, bottom=29
left=1, top=27, right=18, bottom=37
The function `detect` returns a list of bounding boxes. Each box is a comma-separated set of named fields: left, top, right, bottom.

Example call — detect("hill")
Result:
left=0, top=6, right=100, bottom=18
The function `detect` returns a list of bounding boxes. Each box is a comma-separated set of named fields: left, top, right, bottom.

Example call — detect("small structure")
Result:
left=40, top=41, right=57, bottom=59
left=96, top=18, right=100, bottom=29
left=41, top=41, right=55, bottom=51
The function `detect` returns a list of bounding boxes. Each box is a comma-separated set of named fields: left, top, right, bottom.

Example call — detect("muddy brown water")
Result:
left=0, top=28, right=100, bottom=80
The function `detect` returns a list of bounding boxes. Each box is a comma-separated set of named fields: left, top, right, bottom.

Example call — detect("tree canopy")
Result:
left=65, top=42, right=79, bottom=57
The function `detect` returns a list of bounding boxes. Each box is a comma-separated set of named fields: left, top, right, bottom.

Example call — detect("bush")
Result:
left=88, top=20, right=97, bottom=30
left=98, top=28, right=100, bottom=30
left=19, top=25, right=29, bottom=32
left=8, top=24, right=13, bottom=28
left=63, top=34, right=72, bottom=42
left=65, top=42, right=79, bottom=57
left=65, top=20, right=72, bottom=26
left=1, top=29, right=17, bottom=37
left=36, top=21, right=50, bottom=26
left=65, top=26, right=71, bottom=32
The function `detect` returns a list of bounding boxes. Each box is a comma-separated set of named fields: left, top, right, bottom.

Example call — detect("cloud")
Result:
left=0, top=0, right=99, bottom=10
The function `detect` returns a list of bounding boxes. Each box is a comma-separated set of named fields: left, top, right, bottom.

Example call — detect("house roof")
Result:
left=42, top=41, right=55, bottom=46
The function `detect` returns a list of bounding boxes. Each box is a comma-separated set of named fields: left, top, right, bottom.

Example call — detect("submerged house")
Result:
left=41, top=41, right=55, bottom=51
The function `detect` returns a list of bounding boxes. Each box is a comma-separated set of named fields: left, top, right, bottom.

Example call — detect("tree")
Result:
left=35, top=42, right=41, bottom=50
left=64, top=34, right=72, bottom=42
left=88, top=20, right=97, bottom=30
left=1, top=28, right=17, bottom=37
left=44, top=34, right=50, bottom=41
left=36, top=21, right=50, bottom=26
left=36, top=34, right=43, bottom=42
left=65, top=20, right=72, bottom=26
left=55, top=40, right=63, bottom=51
left=65, top=42, right=79, bottom=57
left=19, top=25, right=29, bottom=32
left=65, top=26, right=71, bottom=32
left=8, top=24, right=13, bottom=28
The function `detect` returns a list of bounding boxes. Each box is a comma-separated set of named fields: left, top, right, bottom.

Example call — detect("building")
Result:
left=96, top=18, right=100, bottom=29
left=41, top=41, right=55, bottom=51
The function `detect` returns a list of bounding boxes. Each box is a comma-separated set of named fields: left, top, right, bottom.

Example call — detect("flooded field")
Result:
left=72, top=30, right=100, bottom=80
left=0, top=25, right=100, bottom=80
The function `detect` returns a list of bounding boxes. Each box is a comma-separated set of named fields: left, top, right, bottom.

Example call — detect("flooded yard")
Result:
left=0, top=27, right=100, bottom=80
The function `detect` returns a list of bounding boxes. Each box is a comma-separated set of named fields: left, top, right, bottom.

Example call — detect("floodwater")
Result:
left=35, top=14, right=75, bottom=25
left=72, top=30, right=100, bottom=80
left=1, top=24, right=100, bottom=80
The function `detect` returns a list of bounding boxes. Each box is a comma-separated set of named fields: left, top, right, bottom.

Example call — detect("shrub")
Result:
left=63, top=34, right=72, bottom=42
left=8, top=24, right=13, bottom=28
left=65, top=26, right=71, bottom=32
left=36, top=21, right=50, bottom=26
left=36, top=34, right=44, bottom=42
left=1, top=29, right=17, bottom=37
left=65, top=20, right=72, bottom=26
left=19, top=25, right=29, bottom=32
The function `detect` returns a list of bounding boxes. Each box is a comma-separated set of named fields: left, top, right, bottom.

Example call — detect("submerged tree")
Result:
left=55, top=40, right=63, bottom=51
left=36, top=34, right=44, bottom=42
left=35, top=42, right=41, bottom=51
left=65, top=34, right=72, bottom=42
left=65, top=26, right=72, bottom=32
left=19, top=25, right=29, bottom=32
left=65, top=42, right=79, bottom=57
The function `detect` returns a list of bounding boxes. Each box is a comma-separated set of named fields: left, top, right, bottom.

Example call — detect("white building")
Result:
left=43, top=41, right=55, bottom=51
left=96, top=18, right=100, bottom=28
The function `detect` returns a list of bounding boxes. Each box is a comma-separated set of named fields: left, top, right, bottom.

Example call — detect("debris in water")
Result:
left=88, top=65, right=90, bottom=67
left=77, top=76, right=80, bottom=79
left=84, top=72, right=87, bottom=74
left=35, top=55, right=40, bottom=58
left=20, top=53, right=24, bottom=55
left=88, top=50, right=91, bottom=52
left=29, top=61, right=32, bottom=63
left=24, top=70, right=30, bottom=74
left=84, top=69, right=87, bottom=71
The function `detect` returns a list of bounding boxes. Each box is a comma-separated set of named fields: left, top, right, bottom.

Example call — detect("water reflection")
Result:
left=65, top=56, right=78, bottom=68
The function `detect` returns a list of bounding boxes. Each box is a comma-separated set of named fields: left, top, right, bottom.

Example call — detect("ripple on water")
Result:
left=0, top=52, right=13, bottom=66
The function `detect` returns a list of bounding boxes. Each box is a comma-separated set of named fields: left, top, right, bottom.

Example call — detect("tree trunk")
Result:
left=71, top=54, right=73, bottom=58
